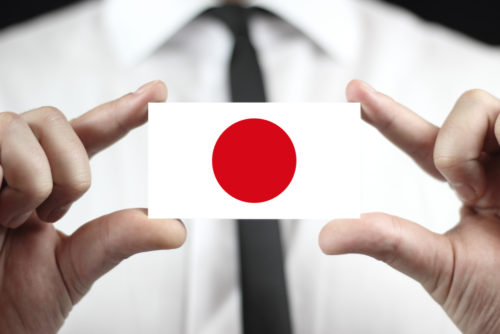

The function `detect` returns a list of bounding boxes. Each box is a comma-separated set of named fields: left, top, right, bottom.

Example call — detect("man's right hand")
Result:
left=0, top=80, right=186, bottom=334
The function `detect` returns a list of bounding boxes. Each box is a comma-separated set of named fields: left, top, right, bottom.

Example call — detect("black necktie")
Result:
left=205, top=5, right=293, bottom=334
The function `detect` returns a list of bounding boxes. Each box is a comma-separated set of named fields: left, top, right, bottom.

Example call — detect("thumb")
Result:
left=319, top=212, right=454, bottom=303
left=56, top=209, right=185, bottom=304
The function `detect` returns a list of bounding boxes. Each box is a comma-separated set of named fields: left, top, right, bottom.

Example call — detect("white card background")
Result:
left=148, top=103, right=360, bottom=219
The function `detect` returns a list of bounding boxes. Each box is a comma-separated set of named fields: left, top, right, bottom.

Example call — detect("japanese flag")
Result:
left=148, top=103, right=360, bottom=219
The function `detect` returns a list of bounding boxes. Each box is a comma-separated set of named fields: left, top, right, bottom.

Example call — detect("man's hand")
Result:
left=0, top=81, right=186, bottom=334
left=319, top=80, right=500, bottom=333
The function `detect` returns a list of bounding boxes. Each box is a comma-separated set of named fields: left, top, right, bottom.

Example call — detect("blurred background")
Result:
left=2, top=0, right=500, bottom=45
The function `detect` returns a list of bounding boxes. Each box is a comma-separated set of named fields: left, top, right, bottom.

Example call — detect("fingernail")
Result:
left=135, top=80, right=160, bottom=94
left=47, top=204, right=71, bottom=222
left=453, top=183, right=477, bottom=202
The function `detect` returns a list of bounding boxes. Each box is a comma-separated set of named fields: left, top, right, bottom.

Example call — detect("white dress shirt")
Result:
left=1, top=0, right=500, bottom=333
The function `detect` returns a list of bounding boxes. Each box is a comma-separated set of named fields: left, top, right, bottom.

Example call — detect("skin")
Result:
left=0, top=80, right=186, bottom=334
left=2, top=78, right=500, bottom=333
left=320, top=80, right=500, bottom=333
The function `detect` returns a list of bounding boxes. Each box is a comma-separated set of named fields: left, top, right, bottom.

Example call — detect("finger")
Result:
left=0, top=113, right=52, bottom=228
left=433, top=89, right=500, bottom=203
left=55, top=208, right=185, bottom=304
left=319, top=212, right=454, bottom=304
left=346, top=80, right=443, bottom=180
left=70, top=80, right=167, bottom=157
left=22, top=107, right=91, bottom=222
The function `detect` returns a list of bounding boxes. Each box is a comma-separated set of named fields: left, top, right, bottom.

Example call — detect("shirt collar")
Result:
left=102, top=0, right=361, bottom=66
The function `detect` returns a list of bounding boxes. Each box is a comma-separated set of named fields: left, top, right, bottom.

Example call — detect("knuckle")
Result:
left=27, top=177, right=53, bottom=203
left=434, top=154, right=459, bottom=171
left=360, top=212, right=402, bottom=264
left=107, top=97, right=131, bottom=134
left=0, top=111, right=21, bottom=124
left=383, top=216, right=403, bottom=264
left=66, top=173, right=91, bottom=197
left=38, top=106, right=67, bottom=123
left=458, top=89, right=494, bottom=106
left=0, top=112, right=23, bottom=131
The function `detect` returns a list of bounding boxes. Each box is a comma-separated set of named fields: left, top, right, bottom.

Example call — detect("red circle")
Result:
left=212, top=118, right=296, bottom=203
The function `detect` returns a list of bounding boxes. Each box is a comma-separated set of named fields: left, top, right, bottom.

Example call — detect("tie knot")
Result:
left=205, top=4, right=252, bottom=38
